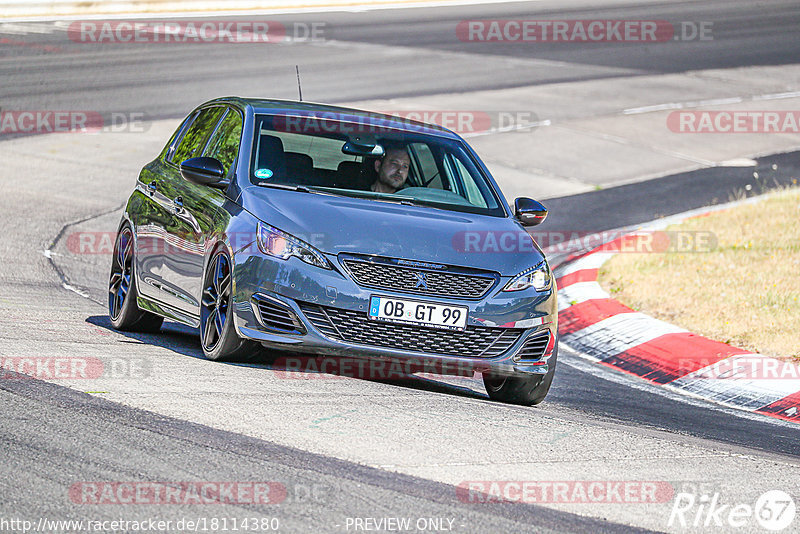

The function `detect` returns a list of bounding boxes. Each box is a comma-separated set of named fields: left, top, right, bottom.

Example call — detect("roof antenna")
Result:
left=295, top=65, right=303, bottom=102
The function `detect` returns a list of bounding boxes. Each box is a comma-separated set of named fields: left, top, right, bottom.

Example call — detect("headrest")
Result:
left=256, top=134, right=287, bottom=179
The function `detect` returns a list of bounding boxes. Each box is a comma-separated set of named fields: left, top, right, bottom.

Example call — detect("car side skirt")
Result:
left=136, top=295, right=200, bottom=328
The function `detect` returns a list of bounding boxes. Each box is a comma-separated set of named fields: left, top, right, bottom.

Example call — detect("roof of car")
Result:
left=206, top=96, right=461, bottom=139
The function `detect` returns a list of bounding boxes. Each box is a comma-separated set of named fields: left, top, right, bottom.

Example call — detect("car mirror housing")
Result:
left=514, top=197, right=548, bottom=226
left=342, top=134, right=384, bottom=157
left=180, top=157, right=227, bottom=187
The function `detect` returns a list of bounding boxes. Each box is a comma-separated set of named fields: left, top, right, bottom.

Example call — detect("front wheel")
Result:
left=200, top=249, right=259, bottom=361
left=108, top=225, right=163, bottom=333
left=483, top=345, right=558, bottom=406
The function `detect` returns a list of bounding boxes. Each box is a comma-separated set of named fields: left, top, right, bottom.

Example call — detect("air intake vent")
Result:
left=252, top=294, right=305, bottom=334
left=515, top=331, right=550, bottom=362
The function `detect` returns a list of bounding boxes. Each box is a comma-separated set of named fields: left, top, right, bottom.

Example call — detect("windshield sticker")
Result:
left=254, top=168, right=273, bottom=180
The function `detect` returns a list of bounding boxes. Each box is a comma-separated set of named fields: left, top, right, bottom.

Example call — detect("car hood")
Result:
left=239, top=186, right=545, bottom=276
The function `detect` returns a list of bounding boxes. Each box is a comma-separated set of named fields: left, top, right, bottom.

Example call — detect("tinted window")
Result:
left=410, top=143, right=442, bottom=189
left=451, top=155, right=488, bottom=208
left=165, top=111, right=198, bottom=161
left=203, top=109, right=243, bottom=177
left=261, top=130, right=358, bottom=171
left=170, top=107, right=224, bottom=165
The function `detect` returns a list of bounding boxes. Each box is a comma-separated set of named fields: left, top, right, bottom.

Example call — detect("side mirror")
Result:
left=514, top=197, right=548, bottom=226
left=180, top=157, right=226, bottom=187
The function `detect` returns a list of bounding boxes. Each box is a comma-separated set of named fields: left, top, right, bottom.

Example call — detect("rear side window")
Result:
left=170, top=107, right=225, bottom=165
left=203, top=109, right=243, bottom=177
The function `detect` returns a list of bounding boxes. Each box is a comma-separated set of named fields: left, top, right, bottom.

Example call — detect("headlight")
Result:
left=503, top=262, right=551, bottom=292
left=257, top=221, right=331, bottom=270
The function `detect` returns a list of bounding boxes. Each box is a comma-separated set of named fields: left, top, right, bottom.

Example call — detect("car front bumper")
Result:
left=230, top=252, right=558, bottom=378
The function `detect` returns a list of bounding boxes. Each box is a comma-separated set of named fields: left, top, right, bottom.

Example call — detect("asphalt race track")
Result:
left=1, top=1, right=799, bottom=532
left=3, top=0, right=800, bottom=121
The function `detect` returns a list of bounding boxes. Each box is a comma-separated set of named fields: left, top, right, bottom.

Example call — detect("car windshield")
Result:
left=249, top=113, right=506, bottom=217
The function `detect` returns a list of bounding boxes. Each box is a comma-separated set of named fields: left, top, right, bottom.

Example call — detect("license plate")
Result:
left=368, top=296, right=468, bottom=331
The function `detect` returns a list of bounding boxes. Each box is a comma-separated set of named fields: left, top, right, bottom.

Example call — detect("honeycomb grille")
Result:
left=342, top=259, right=495, bottom=299
left=299, top=303, right=522, bottom=358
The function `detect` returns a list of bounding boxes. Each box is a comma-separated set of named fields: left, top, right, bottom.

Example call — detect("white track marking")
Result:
left=557, top=281, right=609, bottom=311
left=560, top=343, right=800, bottom=429
left=560, top=313, right=687, bottom=360
left=554, top=252, right=616, bottom=278
left=623, top=92, right=800, bottom=115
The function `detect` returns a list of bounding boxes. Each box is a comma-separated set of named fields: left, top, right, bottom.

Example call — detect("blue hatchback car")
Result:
left=109, top=97, right=558, bottom=405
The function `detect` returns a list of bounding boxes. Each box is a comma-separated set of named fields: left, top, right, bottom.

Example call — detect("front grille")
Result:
left=342, top=259, right=496, bottom=299
left=252, top=295, right=305, bottom=334
left=299, top=302, right=523, bottom=358
left=516, top=331, right=550, bottom=361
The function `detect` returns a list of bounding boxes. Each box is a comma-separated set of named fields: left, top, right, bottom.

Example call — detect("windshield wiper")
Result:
left=254, top=182, right=316, bottom=193
left=373, top=196, right=433, bottom=209
left=256, top=183, right=360, bottom=199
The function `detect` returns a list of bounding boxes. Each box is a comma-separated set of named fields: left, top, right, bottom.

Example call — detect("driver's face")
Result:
left=374, top=149, right=410, bottom=192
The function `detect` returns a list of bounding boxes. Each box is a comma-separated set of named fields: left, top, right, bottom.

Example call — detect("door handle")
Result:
left=173, top=196, right=184, bottom=214
left=148, top=180, right=157, bottom=196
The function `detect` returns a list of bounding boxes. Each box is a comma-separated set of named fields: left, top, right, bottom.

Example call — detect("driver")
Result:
left=370, top=146, right=410, bottom=194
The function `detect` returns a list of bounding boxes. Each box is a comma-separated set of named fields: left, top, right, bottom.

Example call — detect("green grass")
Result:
left=598, top=188, right=800, bottom=361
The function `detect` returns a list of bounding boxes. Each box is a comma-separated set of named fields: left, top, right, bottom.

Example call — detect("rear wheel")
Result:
left=108, top=225, right=163, bottom=332
left=200, top=250, right=259, bottom=361
left=483, top=345, right=558, bottom=406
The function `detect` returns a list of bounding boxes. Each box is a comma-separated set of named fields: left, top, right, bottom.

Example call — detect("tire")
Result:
left=200, top=249, right=259, bottom=361
left=108, top=225, right=164, bottom=333
left=483, top=344, right=558, bottom=406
